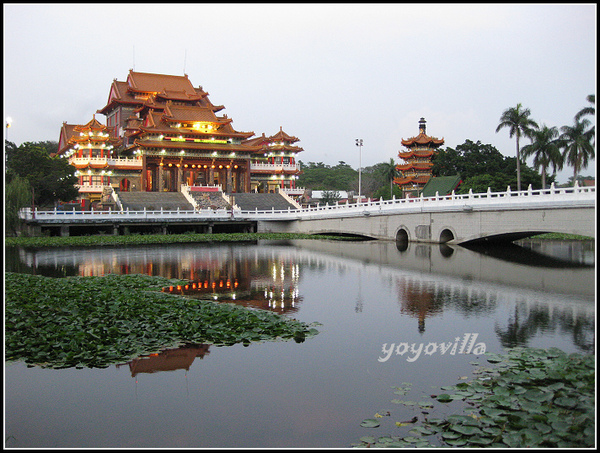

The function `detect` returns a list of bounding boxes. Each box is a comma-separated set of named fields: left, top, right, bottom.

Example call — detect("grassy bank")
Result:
left=4, top=232, right=350, bottom=248
left=530, top=233, right=594, bottom=240
left=5, top=272, right=319, bottom=369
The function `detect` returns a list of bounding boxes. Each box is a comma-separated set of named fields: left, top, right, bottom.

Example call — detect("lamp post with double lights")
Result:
left=355, top=138, right=363, bottom=204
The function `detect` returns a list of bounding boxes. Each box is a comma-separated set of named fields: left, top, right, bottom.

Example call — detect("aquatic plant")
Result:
left=354, top=347, right=595, bottom=448
left=4, top=232, right=352, bottom=249
left=5, top=272, right=319, bottom=369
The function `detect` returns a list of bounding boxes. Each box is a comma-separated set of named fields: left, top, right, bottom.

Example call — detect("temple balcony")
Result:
left=76, top=184, right=107, bottom=194
left=250, top=162, right=301, bottom=173
left=69, top=156, right=143, bottom=169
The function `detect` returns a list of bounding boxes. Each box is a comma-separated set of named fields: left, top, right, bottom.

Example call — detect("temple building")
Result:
left=57, top=70, right=303, bottom=207
left=395, top=117, right=444, bottom=195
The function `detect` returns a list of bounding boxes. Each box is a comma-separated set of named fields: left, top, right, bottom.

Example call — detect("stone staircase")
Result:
left=114, top=190, right=298, bottom=212
left=116, top=191, right=194, bottom=211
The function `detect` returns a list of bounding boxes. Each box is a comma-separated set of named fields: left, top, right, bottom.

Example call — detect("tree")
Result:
left=495, top=103, right=539, bottom=191
left=5, top=175, right=32, bottom=236
left=559, top=119, right=595, bottom=184
left=320, top=190, right=341, bottom=205
left=521, top=125, right=563, bottom=189
left=432, top=139, right=543, bottom=193
left=433, top=140, right=508, bottom=180
left=5, top=140, right=79, bottom=207
left=575, top=94, right=595, bottom=144
left=379, top=158, right=398, bottom=197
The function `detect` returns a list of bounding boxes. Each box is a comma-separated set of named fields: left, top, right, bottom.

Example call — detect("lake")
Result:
left=4, top=238, right=595, bottom=448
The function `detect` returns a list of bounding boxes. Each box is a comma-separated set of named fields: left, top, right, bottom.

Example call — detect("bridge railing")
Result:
left=19, top=183, right=594, bottom=222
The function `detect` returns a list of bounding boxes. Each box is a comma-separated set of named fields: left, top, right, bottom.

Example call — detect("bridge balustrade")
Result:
left=19, top=183, right=595, bottom=222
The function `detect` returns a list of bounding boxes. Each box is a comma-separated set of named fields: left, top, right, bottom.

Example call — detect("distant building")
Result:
left=395, top=117, right=444, bottom=196
left=56, top=70, right=303, bottom=208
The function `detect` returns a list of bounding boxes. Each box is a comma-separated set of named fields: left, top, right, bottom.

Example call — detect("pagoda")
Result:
left=395, top=117, right=444, bottom=195
left=244, top=127, right=304, bottom=193
left=58, top=116, right=126, bottom=207
left=56, top=70, right=304, bottom=206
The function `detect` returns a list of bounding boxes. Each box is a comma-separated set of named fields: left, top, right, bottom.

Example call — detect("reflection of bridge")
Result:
left=20, top=184, right=595, bottom=243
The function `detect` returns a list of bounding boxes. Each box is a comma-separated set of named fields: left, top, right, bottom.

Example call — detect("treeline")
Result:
left=298, top=139, right=595, bottom=199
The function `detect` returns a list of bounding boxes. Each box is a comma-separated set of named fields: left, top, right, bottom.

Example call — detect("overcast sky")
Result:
left=3, top=3, right=596, bottom=183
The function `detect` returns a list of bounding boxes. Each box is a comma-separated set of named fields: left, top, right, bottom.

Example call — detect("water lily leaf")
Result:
left=360, top=418, right=380, bottom=428
left=441, top=431, right=461, bottom=440
left=436, top=393, right=452, bottom=403
left=450, top=424, right=483, bottom=436
left=359, top=436, right=376, bottom=444
left=523, top=389, right=549, bottom=402
left=554, top=396, right=577, bottom=408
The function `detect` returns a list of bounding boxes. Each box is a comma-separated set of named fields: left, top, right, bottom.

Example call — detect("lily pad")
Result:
left=360, top=418, right=380, bottom=428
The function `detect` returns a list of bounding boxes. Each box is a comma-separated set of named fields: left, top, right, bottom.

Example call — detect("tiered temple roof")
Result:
left=395, top=118, right=444, bottom=192
left=59, top=70, right=304, bottom=199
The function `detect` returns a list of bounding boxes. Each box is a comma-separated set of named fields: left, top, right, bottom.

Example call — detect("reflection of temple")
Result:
left=162, top=260, right=302, bottom=315
left=116, top=344, right=210, bottom=377
left=395, top=118, right=444, bottom=196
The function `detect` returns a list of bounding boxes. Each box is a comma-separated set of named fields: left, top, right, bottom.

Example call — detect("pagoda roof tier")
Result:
left=270, top=126, right=300, bottom=143
left=396, top=162, right=433, bottom=171
left=134, top=139, right=263, bottom=155
left=394, top=175, right=432, bottom=186
left=398, top=149, right=435, bottom=159
left=264, top=144, right=304, bottom=153
left=401, top=132, right=444, bottom=148
left=243, top=128, right=303, bottom=152
left=73, top=117, right=107, bottom=133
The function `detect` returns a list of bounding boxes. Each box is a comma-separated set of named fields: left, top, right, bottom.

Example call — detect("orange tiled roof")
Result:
left=398, top=149, right=435, bottom=160
left=73, top=116, right=106, bottom=132
left=401, top=132, right=444, bottom=147
left=127, top=70, right=200, bottom=99
left=270, top=126, right=299, bottom=143
left=396, top=162, right=433, bottom=172
left=394, top=175, right=432, bottom=186
left=134, top=138, right=262, bottom=154
left=163, top=102, right=222, bottom=123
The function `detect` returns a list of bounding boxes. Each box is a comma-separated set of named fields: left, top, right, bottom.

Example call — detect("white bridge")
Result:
left=20, top=184, right=595, bottom=244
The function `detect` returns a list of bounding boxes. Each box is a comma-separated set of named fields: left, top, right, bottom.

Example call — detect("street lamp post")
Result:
left=355, top=138, right=363, bottom=204
left=6, top=117, right=12, bottom=140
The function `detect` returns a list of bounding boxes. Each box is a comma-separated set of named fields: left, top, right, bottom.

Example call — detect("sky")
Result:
left=3, top=3, right=596, bottom=184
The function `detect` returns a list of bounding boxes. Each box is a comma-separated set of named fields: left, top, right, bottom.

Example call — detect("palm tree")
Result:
left=559, top=118, right=595, bottom=184
left=574, top=94, right=595, bottom=145
left=495, top=103, right=539, bottom=191
left=380, top=158, right=398, bottom=199
left=521, top=125, right=563, bottom=189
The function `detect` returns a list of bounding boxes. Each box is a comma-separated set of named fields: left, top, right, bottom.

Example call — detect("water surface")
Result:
left=4, top=239, right=595, bottom=448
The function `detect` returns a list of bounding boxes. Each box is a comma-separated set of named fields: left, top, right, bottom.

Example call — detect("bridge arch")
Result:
left=439, top=228, right=455, bottom=244
left=395, top=226, right=410, bottom=251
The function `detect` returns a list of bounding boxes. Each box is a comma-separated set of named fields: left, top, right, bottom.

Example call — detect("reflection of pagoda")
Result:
left=116, top=344, right=210, bottom=377
left=395, top=118, right=444, bottom=196
left=396, top=276, right=444, bottom=333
